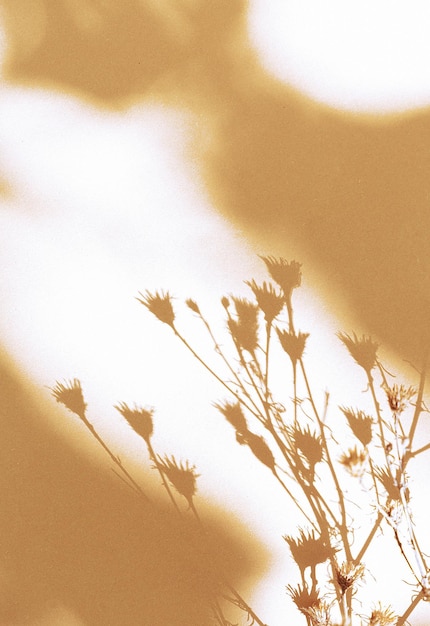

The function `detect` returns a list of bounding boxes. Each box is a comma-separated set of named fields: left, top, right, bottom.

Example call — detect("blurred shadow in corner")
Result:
left=0, top=354, right=261, bottom=625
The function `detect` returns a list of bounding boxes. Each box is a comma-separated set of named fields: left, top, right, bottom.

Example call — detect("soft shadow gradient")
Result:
left=0, top=353, right=258, bottom=625
left=1, top=3, right=430, bottom=625
left=3, top=0, right=429, bottom=365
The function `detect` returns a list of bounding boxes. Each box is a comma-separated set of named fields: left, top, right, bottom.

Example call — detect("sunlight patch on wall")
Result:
left=247, top=0, right=430, bottom=114
left=0, top=83, right=395, bottom=624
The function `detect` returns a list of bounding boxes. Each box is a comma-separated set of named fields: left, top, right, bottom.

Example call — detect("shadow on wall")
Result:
left=3, top=0, right=430, bottom=365
left=1, top=3, right=430, bottom=623
left=0, top=353, right=259, bottom=625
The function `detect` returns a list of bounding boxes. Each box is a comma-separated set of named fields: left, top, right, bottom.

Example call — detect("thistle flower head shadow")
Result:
left=286, top=583, right=322, bottom=617
left=50, top=378, right=87, bottom=419
left=284, top=528, right=335, bottom=572
left=213, top=400, right=249, bottom=436
left=137, top=290, right=175, bottom=328
left=287, top=424, right=324, bottom=473
left=335, top=561, right=365, bottom=596
left=340, top=406, right=373, bottom=447
left=276, top=328, right=309, bottom=367
left=155, top=455, right=199, bottom=505
left=245, top=279, right=284, bottom=324
left=228, top=297, right=259, bottom=354
left=115, top=402, right=154, bottom=444
left=384, top=383, right=416, bottom=414
left=337, top=332, right=379, bottom=375
left=367, top=602, right=397, bottom=625
left=338, top=446, right=367, bottom=478
left=260, top=256, right=302, bottom=301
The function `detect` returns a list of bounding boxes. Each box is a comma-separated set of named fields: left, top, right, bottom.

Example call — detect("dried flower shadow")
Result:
left=48, top=256, right=430, bottom=626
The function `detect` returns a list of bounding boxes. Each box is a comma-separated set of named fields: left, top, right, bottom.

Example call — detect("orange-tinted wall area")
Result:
left=3, top=0, right=430, bottom=363
left=1, top=1, right=430, bottom=625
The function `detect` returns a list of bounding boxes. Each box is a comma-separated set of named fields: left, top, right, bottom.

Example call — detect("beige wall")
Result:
left=0, top=3, right=429, bottom=624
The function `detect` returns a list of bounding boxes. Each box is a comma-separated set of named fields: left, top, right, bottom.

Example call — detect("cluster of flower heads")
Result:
left=288, top=581, right=397, bottom=626
left=49, top=256, right=428, bottom=626
left=245, top=279, right=284, bottom=325
left=50, top=379, right=200, bottom=507
left=287, top=583, right=332, bottom=626
left=287, top=578, right=396, bottom=626
left=138, top=256, right=307, bottom=357
left=213, top=400, right=275, bottom=472
left=226, top=297, right=260, bottom=355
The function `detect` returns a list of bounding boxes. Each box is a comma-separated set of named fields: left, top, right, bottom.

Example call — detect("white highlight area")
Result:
left=0, top=84, right=375, bottom=625
left=247, top=0, right=430, bottom=113
left=0, top=85, right=424, bottom=624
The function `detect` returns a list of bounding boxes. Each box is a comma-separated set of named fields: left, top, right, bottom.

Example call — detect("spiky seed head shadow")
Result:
left=340, top=406, right=373, bottom=447
left=244, top=431, right=276, bottom=471
left=115, top=402, right=154, bottom=444
left=245, top=279, right=284, bottom=324
left=213, top=400, right=249, bottom=436
left=137, top=290, right=175, bottom=327
left=228, top=297, right=259, bottom=354
left=276, top=329, right=309, bottom=366
left=185, top=298, right=201, bottom=315
left=260, top=256, right=302, bottom=301
left=288, top=424, right=324, bottom=470
left=374, top=466, right=406, bottom=502
left=337, top=332, right=379, bottom=375
left=155, top=455, right=199, bottom=504
left=50, top=378, right=87, bottom=418
left=286, top=583, right=322, bottom=616
left=284, top=528, right=335, bottom=571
